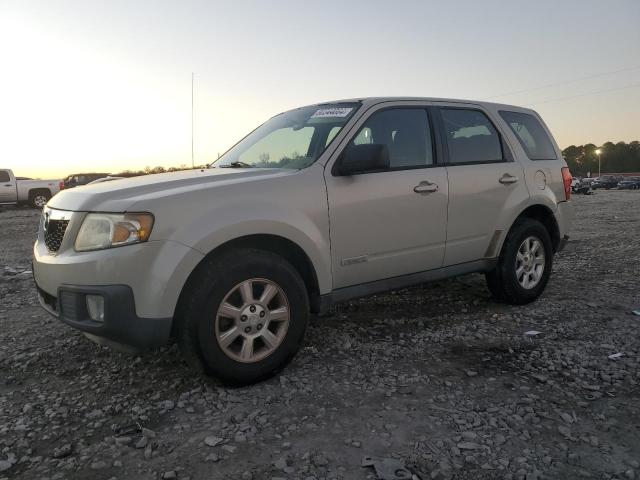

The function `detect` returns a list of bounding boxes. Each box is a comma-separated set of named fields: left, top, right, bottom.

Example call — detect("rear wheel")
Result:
left=485, top=218, right=553, bottom=305
left=176, top=248, right=309, bottom=385
left=29, top=190, right=51, bottom=208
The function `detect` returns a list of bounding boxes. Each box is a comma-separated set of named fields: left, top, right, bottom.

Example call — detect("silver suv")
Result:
left=33, top=97, right=573, bottom=384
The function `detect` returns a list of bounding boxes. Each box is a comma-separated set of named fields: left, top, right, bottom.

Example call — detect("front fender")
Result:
left=187, top=213, right=332, bottom=294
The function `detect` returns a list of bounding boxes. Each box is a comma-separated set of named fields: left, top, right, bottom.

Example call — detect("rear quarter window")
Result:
left=499, top=111, right=557, bottom=160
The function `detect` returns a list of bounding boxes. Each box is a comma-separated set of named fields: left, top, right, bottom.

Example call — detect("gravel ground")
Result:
left=1, top=190, right=639, bottom=480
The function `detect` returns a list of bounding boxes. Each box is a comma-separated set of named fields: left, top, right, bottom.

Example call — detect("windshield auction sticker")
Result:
left=310, top=107, right=353, bottom=119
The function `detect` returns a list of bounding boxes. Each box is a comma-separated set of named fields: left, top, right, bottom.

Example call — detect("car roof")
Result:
left=310, top=97, right=538, bottom=115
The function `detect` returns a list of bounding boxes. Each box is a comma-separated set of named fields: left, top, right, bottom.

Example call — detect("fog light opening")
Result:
left=86, top=295, right=105, bottom=323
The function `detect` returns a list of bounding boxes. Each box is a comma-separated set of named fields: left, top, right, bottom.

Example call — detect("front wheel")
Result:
left=485, top=219, right=553, bottom=305
left=176, top=248, right=309, bottom=385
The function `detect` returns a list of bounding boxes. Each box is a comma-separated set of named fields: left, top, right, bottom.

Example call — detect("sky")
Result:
left=1, top=0, right=639, bottom=179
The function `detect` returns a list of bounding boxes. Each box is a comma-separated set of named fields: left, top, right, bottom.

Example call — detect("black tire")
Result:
left=485, top=218, right=553, bottom=305
left=29, top=190, right=51, bottom=209
left=175, top=248, right=309, bottom=385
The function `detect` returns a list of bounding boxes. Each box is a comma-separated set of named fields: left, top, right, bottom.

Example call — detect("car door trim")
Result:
left=317, top=258, right=497, bottom=312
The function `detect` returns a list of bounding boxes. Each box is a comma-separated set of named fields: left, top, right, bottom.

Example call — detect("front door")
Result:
left=324, top=105, right=449, bottom=289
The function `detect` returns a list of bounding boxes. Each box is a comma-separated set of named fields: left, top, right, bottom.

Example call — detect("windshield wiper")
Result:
left=218, top=161, right=253, bottom=168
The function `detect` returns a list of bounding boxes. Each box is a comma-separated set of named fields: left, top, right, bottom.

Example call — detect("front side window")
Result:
left=0, top=171, right=10, bottom=182
left=440, top=108, right=503, bottom=164
left=212, top=103, right=360, bottom=169
left=499, top=111, right=557, bottom=160
left=345, top=108, right=433, bottom=169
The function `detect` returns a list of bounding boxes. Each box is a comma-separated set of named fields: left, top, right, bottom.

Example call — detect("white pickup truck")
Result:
left=0, top=169, right=62, bottom=208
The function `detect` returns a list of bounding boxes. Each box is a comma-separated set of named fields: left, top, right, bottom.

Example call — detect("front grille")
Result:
left=44, top=219, right=70, bottom=252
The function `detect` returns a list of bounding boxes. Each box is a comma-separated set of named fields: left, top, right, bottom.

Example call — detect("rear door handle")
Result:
left=414, top=181, right=438, bottom=194
left=499, top=174, right=519, bottom=185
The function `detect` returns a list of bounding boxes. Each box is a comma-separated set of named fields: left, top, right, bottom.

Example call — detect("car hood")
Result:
left=48, top=168, right=296, bottom=212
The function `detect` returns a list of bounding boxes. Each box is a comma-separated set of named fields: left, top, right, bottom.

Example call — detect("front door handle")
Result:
left=499, top=174, right=519, bottom=185
left=414, top=181, right=438, bottom=194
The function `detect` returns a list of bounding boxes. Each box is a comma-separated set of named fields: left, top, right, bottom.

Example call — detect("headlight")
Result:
left=75, top=213, right=154, bottom=251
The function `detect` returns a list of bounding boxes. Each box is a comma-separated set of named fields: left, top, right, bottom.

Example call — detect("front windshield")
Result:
left=212, top=103, right=360, bottom=169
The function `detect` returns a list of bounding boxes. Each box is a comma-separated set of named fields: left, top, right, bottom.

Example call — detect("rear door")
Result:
left=324, top=102, right=449, bottom=288
left=0, top=170, right=16, bottom=203
left=434, top=105, right=529, bottom=266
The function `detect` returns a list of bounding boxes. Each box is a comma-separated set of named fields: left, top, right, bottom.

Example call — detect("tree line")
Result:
left=563, top=141, right=640, bottom=177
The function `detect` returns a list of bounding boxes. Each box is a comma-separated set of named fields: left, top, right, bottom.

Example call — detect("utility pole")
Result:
left=191, top=72, right=194, bottom=168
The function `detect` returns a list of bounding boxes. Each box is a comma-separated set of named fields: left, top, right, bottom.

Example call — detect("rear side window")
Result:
left=440, top=109, right=503, bottom=164
left=499, top=111, right=557, bottom=160
left=0, top=171, right=10, bottom=182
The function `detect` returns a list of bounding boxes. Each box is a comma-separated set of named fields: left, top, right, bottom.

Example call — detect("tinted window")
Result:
left=347, top=109, right=433, bottom=169
left=500, top=111, right=557, bottom=160
left=440, top=109, right=503, bottom=164
left=0, top=171, right=10, bottom=182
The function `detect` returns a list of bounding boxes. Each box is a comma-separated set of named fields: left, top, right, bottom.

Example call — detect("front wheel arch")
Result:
left=173, top=234, right=320, bottom=337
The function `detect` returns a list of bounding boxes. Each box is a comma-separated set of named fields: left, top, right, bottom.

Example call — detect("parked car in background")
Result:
left=0, top=169, right=62, bottom=208
left=591, top=175, right=622, bottom=189
left=572, top=179, right=592, bottom=195
left=617, top=176, right=640, bottom=190
left=62, top=173, right=110, bottom=189
left=33, top=97, right=573, bottom=384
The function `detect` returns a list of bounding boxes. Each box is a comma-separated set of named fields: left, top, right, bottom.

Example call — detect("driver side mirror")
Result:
left=336, top=144, right=390, bottom=176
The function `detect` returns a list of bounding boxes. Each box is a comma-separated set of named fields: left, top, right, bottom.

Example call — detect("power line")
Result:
left=524, top=81, right=640, bottom=106
left=483, top=65, right=640, bottom=100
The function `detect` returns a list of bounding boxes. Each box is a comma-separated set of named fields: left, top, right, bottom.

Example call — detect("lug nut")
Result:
left=241, top=315, right=248, bottom=321
left=249, top=305, right=256, bottom=313
left=259, top=311, right=265, bottom=318
left=257, top=324, right=263, bottom=330
left=244, top=327, right=251, bottom=334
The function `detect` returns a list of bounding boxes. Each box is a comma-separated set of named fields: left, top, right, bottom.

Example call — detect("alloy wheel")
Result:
left=215, top=278, right=290, bottom=363
left=515, top=236, right=545, bottom=289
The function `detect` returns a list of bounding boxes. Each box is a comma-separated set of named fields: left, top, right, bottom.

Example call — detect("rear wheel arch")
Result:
left=508, top=204, right=561, bottom=253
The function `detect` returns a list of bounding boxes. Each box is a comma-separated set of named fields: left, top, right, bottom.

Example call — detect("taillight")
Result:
left=561, top=167, right=572, bottom=201
left=59, top=181, right=65, bottom=190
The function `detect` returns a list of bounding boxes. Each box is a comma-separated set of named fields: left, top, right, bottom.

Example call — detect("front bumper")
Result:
left=33, top=217, right=204, bottom=319
left=36, top=283, right=172, bottom=349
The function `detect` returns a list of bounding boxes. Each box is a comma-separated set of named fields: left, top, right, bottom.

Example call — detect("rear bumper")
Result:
left=555, top=201, right=573, bottom=246
left=36, top=283, right=172, bottom=349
